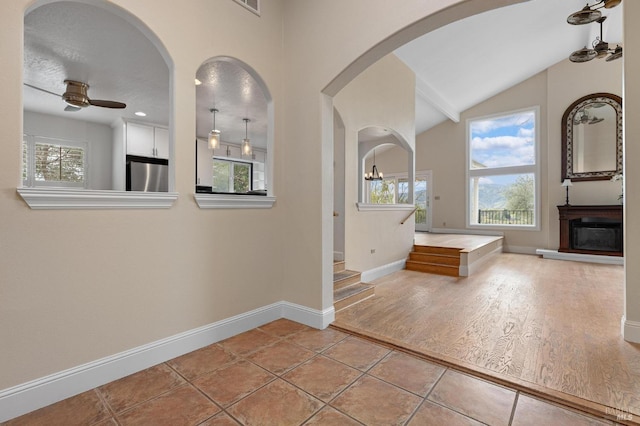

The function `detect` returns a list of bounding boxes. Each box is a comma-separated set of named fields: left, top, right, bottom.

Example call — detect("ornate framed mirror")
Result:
left=562, top=92, right=622, bottom=182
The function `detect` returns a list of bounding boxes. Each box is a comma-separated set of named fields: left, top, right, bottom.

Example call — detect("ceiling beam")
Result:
left=415, top=76, right=460, bottom=123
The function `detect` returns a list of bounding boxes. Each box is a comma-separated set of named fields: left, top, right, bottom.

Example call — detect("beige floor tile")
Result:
left=3, top=390, right=111, bottom=426
left=428, top=370, right=516, bottom=426
left=369, top=351, right=445, bottom=396
left=303, top=406, right=362, bottom=425
left=199, top=411, right=242, bottom=425
left=259, top=318, right=310, bottom=338
left=116, top=384, right=219, bottom=425
left=512, top=394, right=613, bottom=426
left=227, top=379, right=323, bottom=426
left=192, top=360, right=275, bottom=407
left=283, top=355, right=362, bottom=402
left=331, top=375, right=422, bottom=425
left=218, top=329, right=280, bottom=356
left=322, top=336, right=390, bottom=371
left=407, top=400, right=484, bottom=426
left=166, top=344, right=236, bottom=380
left=245, top=340, right=315, bottom=375
left=287, top=327, right=349, bottom=352
left=98, top=364, right=185, bottom=413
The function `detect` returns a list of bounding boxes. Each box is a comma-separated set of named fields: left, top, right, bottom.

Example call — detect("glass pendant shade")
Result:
left=208, top=129, right=220, bottom=150
left=242, top=138, right=252, bottom=156
left=242, top=118, right=252, bottom=156
left=208, top=108, right=220, bottom=150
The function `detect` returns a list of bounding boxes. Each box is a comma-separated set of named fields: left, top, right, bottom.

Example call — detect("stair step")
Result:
left=333, top=260, right=345, bottom=273
left=409, top=252, right=460, bottom=266
left=406, top=260, right=460, bottom=277
left=333, top=270, right=361, bottom=290
left=413, top=245, right=461, bottom=257
left=334, top=283, right=375, bottom=312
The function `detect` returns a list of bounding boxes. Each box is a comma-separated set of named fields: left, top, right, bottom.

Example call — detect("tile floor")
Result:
left=2, top=319, right=621, bottom=426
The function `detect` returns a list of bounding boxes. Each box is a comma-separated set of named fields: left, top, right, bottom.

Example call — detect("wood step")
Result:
left=409, top=251, right=460, bottom=266
left=333, top=260, right=345, bottom=273
left=333, top=270, right=361, bottom=290
left=405, top=260, right=460, bottom=277
left=334, top=283, right=375, bottom=312
left=413, top=245, right=461, bottom=257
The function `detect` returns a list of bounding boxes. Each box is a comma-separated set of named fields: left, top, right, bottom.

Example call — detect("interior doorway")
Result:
left=397, top=170, right=432, bottom=231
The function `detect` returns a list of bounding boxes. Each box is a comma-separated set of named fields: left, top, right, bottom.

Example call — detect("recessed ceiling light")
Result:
left=135, top=111, right=146, bottom=117
left=195, top=78, right=202, bottom=86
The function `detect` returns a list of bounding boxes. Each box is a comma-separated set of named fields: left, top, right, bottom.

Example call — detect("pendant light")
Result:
left=208, top=108, right=221, bottom=150
left=241, top=118, right=252, bottom=156
left=364, top=149, right=383, bottom=181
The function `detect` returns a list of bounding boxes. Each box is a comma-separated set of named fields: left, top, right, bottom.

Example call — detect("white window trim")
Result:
left=465, top=106, right=541, bottom=231
left=17, top=188, right=179, bottom=209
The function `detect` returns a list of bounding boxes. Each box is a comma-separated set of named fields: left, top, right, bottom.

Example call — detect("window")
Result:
left=213, top=158, right=252, bottom=193
left=233, top=0, right=260, bottom=15
left=467, top=108, right=539, bottom=228
left=22, top=135, right=87, bottom=188
left=366, top=178, right=396, bottom=204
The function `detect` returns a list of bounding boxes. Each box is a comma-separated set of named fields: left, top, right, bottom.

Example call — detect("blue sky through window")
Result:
left=470, top=111, right=535, bottom=174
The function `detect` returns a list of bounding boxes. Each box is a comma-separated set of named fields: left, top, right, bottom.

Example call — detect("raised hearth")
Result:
left=558, top=205, right=622, bottom=256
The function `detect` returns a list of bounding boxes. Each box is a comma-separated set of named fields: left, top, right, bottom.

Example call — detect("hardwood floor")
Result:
left=334, top=253, right=640, bottom=421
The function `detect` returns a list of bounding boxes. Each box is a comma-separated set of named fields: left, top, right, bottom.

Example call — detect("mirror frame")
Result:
left=562, top=92, right=622, bottom=182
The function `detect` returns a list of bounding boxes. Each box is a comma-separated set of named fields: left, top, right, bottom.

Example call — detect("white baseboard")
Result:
left=361, top=259, right=406, bottom=283
left=622, top=316, right=640, bottom=343
left=503, top=245, right=538, bottom=255
left=0, top=301, right=332, bottom=422
left=536, top=249, right=624, bottom=265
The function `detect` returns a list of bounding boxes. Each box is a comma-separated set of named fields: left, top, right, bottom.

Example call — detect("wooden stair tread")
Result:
left=409, top=252, right=460, bottom=266
left=413, top=245, right=462, bottom=257
left=406, top=260, right=459, bottom=277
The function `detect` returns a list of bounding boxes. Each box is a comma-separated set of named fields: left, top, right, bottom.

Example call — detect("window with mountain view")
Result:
left=467, top=108, right=538, bottom=228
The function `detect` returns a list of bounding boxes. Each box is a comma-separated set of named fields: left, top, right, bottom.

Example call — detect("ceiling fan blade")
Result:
left=64, top=105, right=82, bottom=112
left=23, top=83, right=62, bottom=98
left=89, top=99, right=126, bottom=109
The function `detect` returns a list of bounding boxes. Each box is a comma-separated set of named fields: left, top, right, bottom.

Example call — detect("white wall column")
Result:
left=622, top=1, right=640, bottom=342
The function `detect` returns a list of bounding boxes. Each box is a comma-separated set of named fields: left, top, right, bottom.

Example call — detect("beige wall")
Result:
left=413, top=57, right=622, bottom=252
left=0, top=0, right=287, bottom=390
left=333, top=54, right=416, bottom=272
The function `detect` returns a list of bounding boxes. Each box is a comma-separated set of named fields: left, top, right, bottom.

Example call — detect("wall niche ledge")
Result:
left=17, top=188, right=179, bottom=210
left=356, top=203, right=416, bottom=212
left=194, top=193, right=276, bottom=209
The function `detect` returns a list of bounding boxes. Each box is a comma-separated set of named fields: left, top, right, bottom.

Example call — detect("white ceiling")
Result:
left=395, top=0, right=623, bottom=135
left=23, top=0, right=623, bottom=148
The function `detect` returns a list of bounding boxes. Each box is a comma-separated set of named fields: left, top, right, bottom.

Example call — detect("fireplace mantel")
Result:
left=558, top=205, right=623, bottom=256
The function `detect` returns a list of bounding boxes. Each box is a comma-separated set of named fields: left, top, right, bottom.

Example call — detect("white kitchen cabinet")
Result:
left=154, top=127, right=169, bottom=159
left=126, top=121, right=168, bottom=159
left=196, top=138, right=213, bottom=187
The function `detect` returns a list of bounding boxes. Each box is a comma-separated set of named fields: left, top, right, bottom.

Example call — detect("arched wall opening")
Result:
left=22, top=0, right=175, bottom=197
left=195, top=56, right=274, bottom=197
left=318, top=0, right=538, bottom=312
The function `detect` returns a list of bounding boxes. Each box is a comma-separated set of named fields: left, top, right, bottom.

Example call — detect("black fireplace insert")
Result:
left=570, top=217, right=622, bottom=253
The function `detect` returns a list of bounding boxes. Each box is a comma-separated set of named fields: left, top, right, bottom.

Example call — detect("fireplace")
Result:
left=558, top=205, right=623, bottom=256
